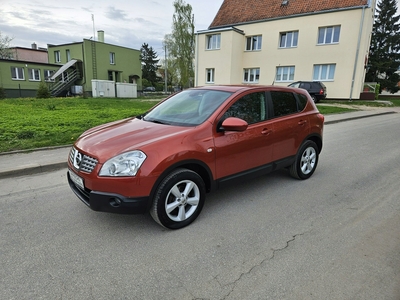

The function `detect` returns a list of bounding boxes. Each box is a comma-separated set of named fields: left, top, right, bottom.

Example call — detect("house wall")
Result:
left=12, top=47, right=48, bottom=63
left=196, top=5, right=375, bottom=100
left=82, top=39, right=142, bottom=91
left=0, top=59, right=60, bottom=98
left=47, top=39, right=142, bottom=96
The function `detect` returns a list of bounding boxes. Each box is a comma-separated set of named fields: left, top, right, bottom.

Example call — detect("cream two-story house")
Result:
left=195, top=0, right=376, bottom=100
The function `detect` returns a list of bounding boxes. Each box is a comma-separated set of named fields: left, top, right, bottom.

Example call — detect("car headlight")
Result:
left=99, top=150, right=147, bottom=177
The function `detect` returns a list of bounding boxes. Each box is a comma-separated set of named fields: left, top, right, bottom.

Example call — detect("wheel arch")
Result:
left=147, top=159, right=215, bottom=211
left=305, top=133, right=323, bottom=153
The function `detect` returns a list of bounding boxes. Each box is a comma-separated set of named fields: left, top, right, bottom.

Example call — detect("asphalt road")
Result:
left=1, top=113, right=400, bottom=300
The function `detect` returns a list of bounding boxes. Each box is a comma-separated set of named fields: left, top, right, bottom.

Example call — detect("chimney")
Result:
left=31, top=43, right=37, bottom=49
left=98, top=30, right=104, bottom=43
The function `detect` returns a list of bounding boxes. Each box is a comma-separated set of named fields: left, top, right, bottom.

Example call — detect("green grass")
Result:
left=0, top=97, right=160, bottom=153
left=316, top=105, right=356, bottom=115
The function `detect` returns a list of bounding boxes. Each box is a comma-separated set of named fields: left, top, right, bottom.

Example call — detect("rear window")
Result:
left=270, top=91, right=298, bottom=117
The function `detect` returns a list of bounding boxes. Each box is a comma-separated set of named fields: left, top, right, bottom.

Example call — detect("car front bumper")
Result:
left=68, top=171, right=150, bottom=214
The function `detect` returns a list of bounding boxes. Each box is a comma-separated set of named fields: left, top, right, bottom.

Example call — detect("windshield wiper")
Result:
left=144, top=118, right=170, bottom=125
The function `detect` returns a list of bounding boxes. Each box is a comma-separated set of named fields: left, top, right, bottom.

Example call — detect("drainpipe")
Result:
left=195, top=33, right=199, bottom=87
left=350, top=5, right=366, bottom=101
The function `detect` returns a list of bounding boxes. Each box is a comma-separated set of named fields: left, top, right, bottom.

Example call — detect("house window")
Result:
left=11, top=67, right=24, bottom=80
left=318, top=26, right=341, bottom=44
left=279, top=31, right=298, bottom=48
left=275, top=66, right=295, bottom=82
left=246, top=35, right=262, bottom=51
left=28, top=68, right=41, bottom=81
left=313, top=64, right=336, bottom=80
left=44, top=69, right=54, bottom=81
left=243, top=68, right=260, bottom=83
left=66, top=49, right=71, bottom=62
left=110, top=52, right=115, bottom=64
left=55, top=51, right=61, bottom=63
left=206, top=34, right=221, bottom=50
left=206, top=68, right=215, bottom=83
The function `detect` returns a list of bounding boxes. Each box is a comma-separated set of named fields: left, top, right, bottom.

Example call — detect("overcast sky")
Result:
left=1, top=0, right=224, bottom=55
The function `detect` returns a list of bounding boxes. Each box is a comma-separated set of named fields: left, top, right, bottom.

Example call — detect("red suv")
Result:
left=68, top=85, right=324, bottom=229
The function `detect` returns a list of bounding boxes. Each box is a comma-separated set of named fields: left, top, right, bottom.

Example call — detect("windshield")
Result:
left=143, top=89, right=232, bottom=126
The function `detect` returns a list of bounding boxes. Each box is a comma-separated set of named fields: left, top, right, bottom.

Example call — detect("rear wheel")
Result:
left=150, top=168, right=206, bottom=229
left=290, top=140, right=319, bottom=180
left=311, top=95, right=319, bottom=103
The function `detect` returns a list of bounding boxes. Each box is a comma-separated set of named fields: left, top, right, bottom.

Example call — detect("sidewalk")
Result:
left=0, top=107, right=399, bottom=179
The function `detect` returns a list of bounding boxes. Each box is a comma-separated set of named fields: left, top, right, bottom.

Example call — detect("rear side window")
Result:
left=297, top=93, right=308, bottom=111
left=270, top=91, right=298, bottom=117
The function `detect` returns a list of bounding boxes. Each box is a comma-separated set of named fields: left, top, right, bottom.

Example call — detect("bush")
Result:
left=375, top=83, right=380, bottom=100
left=36, top=81, right=51, bottom=99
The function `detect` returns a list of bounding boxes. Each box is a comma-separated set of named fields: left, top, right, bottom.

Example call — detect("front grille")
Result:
left=69, top=147, right=98, bottom=173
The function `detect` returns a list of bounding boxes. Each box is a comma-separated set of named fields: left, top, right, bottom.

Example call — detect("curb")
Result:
left=324, top=111, right=397, bottom=125
left=0, top=162, right=68, bottom=179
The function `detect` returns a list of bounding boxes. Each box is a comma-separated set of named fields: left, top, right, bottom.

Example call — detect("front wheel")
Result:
left=150, top=168, right=206, bottom=229
left=290, top=140, right=319, bottom=180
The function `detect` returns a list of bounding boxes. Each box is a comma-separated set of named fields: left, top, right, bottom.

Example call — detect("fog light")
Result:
left=110, top=198, right=122, bottom=207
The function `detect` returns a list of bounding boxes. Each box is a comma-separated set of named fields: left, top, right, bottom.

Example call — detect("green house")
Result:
left=0, top=31, right=142, bottom=98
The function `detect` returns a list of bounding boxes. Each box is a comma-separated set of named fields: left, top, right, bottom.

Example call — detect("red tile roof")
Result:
left=209, top=0, right=369, bottom=28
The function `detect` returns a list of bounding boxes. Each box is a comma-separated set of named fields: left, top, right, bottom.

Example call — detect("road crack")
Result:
left=220, top=232, right=308, bottom=300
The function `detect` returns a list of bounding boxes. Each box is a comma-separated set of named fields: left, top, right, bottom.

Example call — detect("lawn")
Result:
left=0, top=97, right=161, bottom=153
left=1, top=96, right=398, bottom=153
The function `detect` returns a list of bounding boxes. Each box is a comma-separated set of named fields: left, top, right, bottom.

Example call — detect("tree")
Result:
left=140, top=43, right=159, bottom=86
left=164, top=0, right=195, bottom=89
left=162, top=35, right=180, bottom=90
left=365, top=0, right=400, bottom=93
left=36, top=81, right=51, bottom=99
left=0, top=31, right=14, bottom=59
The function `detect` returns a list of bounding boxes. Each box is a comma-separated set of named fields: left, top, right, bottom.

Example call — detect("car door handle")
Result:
left=261, top=128, right=273, bottom=135
left=298, top=120, right=307, bottom=126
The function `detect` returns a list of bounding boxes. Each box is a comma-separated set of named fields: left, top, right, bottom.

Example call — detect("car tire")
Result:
left=150, top=168, right=206, bottom=229
left=289, top=140, right=319, bottom=180
left=311, top=95, right=319, bottom=103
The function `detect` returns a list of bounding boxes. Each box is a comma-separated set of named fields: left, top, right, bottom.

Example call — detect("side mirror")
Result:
left=220, top=117, right=248, bottom=132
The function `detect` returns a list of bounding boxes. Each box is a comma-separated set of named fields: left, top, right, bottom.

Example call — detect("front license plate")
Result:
left=69, top=170, right=85, bottom=190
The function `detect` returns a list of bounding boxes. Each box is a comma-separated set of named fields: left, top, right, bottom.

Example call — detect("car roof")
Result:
left=191, top=85, right=297, bottom=93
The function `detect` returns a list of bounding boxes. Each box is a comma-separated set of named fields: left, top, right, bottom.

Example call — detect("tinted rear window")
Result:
left=270, top=91, right=298, bottom=117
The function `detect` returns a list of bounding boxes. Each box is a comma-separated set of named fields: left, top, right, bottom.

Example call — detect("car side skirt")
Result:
left=216, top=156, right=295, bottom=189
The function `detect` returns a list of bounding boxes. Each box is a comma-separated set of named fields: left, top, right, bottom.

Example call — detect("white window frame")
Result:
left=28, top=68, right=41, bottom=81
left=243, top=68, right=260, bottom=83
left=279, top=31, right=298, bottom=48
left=275, top=66, right=295, bottom=82
left=55, top=51, right=61, bottom=63
left=206, top=34, right=221, bottom=50
left=246, top=35, right=262, bottom=51
left=110, top=52, right=116, bottom=64
left=206, top=68, right=215, bottom=83
left=317, top=26, right=341, bottom=45
left=11, top=67, right=24, bottom=80
left=66, top=49, right=71, bottom=62
left=44, top=69, right=54, bottom=81
left=313, top=64, right=336, bottom=81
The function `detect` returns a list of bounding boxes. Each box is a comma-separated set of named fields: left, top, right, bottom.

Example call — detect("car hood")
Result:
left=74, top=117, right=192, bottom=161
